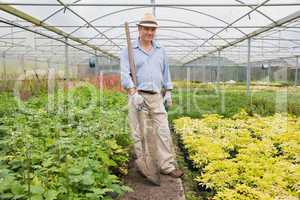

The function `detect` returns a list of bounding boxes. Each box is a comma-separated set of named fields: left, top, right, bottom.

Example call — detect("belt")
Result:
left=138, top=90, right=157, bottom=94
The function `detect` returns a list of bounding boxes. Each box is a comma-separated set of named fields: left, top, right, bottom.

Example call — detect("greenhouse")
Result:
left=0, top=1, right=299, bottom=200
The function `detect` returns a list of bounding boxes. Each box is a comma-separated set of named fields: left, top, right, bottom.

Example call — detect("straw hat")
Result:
left=137, top=13, right=158, bottom=28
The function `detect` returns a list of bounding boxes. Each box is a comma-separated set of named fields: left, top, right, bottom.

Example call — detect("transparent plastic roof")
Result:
left=0, top=0, right=299, bottom=65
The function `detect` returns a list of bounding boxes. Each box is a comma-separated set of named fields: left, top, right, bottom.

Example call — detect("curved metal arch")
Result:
left=228, top=40, right=284, bottom=56
left=257, top=37, right=299, bottom=50
left=181, top=0, right=272, bottom=63
left=103, top=32, right=212, bottom=62
left=163, top=6, right=247, bottom=36
left=234, top=0, right=276, bottom=23
left=157, top=19, right=231, bottom=46
left=256, top=28, right=285, bottom=41
left=31, top=36, right=119, bottom=61
left=67, top=5, right=247, bottom=39
left=256, top=34, right=300, bottom=46
left=0, top=17, right=30, bottom=39
left=2, top=39, right=30, bottom=54
left=103, top=35, right=202, bottom=57
left=0, top=29, right=27, bottom=39
left=156, top=38, right=203, bottom=50
left=0, top=40, right=29, bottom=50
left=95, top=20, right=220, bottom=51
left=100, top=28, right=212, bottom=52
left=157, top=28, right=220, bottom=50
left=263, top=29, right=300, bottom=43
left=41, top=0, right=82, bottom=23
left=260, top=41, right=300, bottom=56
left=67, top=6, right=146, bottom=36
left=157, top=39, right=197, bottom=61
left=91, top=18, right=231, bottom=47
left=56, top=0, right=121, bottom=50
left=278, top=29, right=300, bottom=35
left=98, top=30, right=202, bottom=61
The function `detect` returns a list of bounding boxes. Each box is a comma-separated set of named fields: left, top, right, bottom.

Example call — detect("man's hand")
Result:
left=128, top=88, right=136, bottom=95
left=163, top=91, right=172, bottom=108
left=129, top=91, right=144, bottom=110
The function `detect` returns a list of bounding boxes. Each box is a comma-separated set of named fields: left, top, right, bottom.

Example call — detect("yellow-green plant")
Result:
left=174, top=110, right=300, bottom=199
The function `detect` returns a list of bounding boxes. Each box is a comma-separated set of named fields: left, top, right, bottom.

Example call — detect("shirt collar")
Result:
left=152, top=40, right=161, bottom=48
left=133, top=39, right=161, bottom=49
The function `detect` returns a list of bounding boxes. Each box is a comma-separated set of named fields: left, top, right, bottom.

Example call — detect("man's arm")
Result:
left=120, top=49, right=136, bottom=95
left=162, top=49, right=173, bottom=108
left=162, top=49, right=173, bottom=91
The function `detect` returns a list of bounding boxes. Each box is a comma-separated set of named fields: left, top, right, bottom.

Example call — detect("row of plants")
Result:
left=172, top=81, right=296, bottom=89
left=168, top=81, right=300, bottom=121
left=173, top=110, right=300, bottom=200
left=0, top=83, right=132, bottom=200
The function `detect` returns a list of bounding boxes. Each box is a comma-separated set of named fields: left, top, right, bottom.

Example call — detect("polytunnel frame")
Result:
left=0, top=1, right=281, bottom=61
left=35, top=1, right=286, bottom=66
left=0, top=2, right=296, bottom=59
left=0, top=2, right=299, bottom=93
left=200, top=10, right=300, bottom=93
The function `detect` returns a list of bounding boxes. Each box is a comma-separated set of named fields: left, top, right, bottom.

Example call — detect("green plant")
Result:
left=0, top=84, right=132, bottom=199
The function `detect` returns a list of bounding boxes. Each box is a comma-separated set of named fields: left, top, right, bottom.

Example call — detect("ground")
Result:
left=119, top=161, right=185, bottom=200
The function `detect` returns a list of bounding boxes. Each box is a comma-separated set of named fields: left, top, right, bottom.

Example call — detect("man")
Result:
left=120, top=13, right=183, bottom=178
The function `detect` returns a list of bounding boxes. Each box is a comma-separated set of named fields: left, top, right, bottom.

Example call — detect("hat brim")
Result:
left=137, top=23, right=158, bottom=28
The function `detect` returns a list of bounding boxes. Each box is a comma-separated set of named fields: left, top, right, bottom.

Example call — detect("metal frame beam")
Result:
left=185, top=9, right=300, bottom=65
left=1, top=25, right=299, bottom=29
left=0, top=3, right=299, bottom=7
left=56, top=0, right=121, bottom=50
left=70, top=6, right=247, bottom=41
left=181, top=0, right=271, bottom=62
left=0, top=4, right=117, bottom=59
left=246, top=38, right=251, bottom=96
left=295, top=56, right=299, bottom=86
left=33, top=36, right=300, bottom=42
left=33, top=44, right=300, bottom=49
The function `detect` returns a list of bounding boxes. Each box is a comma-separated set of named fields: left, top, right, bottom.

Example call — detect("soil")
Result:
left=118, top=161, right=185, bottom=200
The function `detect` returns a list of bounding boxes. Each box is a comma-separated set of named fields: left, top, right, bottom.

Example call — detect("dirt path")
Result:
left=119, top=162, right=185, bottom=200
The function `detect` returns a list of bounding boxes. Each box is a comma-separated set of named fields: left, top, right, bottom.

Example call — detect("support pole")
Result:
left=21, top=55, right=25, bottom=73
left=2, top=52, right=7, bottom=90
left=95, top=50, right=98, bottom=74
left=246, top=38, right=251, bottom=96
left=47, top=58, right=55, bottom=112
left=65, top=37, right=69, bottom=86
left=64, top=37, right=70, bottom=120
left=34, top=57, right=37, bottom=70
left=267, top=61, right=271, bottom=82
left=202, top=65, right=206, bottom=83
left=217, top=50, right=221, bottom=84
left=151, top=0, right=156, bottom=16
left=187, top=67, right=191, bottom=114
left=295, top=56, right=299, bottom=86
left=11, top=24, right=13, bottom=45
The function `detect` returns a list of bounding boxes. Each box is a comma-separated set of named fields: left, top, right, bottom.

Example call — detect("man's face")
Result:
left=138, top=26, right=156, bottom=42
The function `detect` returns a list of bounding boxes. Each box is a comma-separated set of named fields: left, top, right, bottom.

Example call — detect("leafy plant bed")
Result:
left=176, top=137, right=213, bottom=198
left=170, top=127, right=212, bottom=200
left=173, top=110, right=300, bottom=200
left=0, top=83, right=132, bottom=199
left=172, top=126, right=200, bottom=173
left=169, top=82, right=300, bottom=122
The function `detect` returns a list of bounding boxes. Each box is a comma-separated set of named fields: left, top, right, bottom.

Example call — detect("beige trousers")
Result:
left=128, top=92, right=176, bottom=174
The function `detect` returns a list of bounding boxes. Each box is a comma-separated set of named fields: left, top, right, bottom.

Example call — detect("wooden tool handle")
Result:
left=124, top=22, right=137, bottom=86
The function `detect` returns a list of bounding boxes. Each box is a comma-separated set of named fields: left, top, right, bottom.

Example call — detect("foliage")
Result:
left=174, top=111, right=300, bottom=200
left=0, top=83, right=132, bottom=199
left=168, top=82, right=300, bottom=122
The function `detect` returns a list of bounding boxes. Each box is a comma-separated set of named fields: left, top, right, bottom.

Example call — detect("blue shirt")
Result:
left=120, top=39, right=173, bottom=93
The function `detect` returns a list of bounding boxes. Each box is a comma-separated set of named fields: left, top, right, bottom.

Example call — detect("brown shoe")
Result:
left=167, top=169, right=184, bottom=178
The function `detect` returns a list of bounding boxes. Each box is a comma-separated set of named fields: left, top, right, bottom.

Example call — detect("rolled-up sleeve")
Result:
left=120, top=49, right=135, bottom=89
left=162, top=49, right=173, bottom=90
